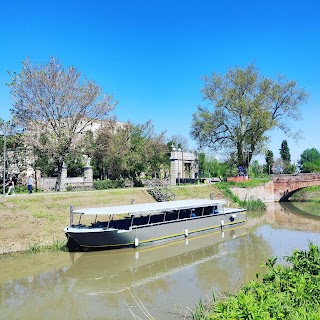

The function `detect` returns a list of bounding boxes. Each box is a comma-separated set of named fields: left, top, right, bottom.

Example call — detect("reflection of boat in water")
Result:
left=64, top=199, right=246, bottom=251
left=64, top=225, right=246, bottom=294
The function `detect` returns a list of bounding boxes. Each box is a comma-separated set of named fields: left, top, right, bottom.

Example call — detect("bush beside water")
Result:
left=192, top=243, right=320, bottom=319
left=216, top=182, right=266, bottom=211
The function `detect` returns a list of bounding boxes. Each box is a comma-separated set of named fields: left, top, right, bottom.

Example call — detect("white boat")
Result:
left=64, top=199, right=246, bottom=251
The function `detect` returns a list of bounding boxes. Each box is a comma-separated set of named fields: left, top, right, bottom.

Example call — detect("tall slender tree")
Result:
left=280, top=140, right=291, bottom=164
left=265, top=150, right=274, bottom=174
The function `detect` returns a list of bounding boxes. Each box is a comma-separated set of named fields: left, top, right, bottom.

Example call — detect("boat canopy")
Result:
left=71, top=199, right=226, bottom=216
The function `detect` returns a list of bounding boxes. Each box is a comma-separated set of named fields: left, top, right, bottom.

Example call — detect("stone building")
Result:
left=170, top=146, right=198, bottom=185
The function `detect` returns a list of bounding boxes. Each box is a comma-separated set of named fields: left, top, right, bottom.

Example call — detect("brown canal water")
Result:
left=1, top=202, right=320, bottom=320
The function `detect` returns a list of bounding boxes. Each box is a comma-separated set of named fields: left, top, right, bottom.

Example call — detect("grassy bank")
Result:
left=0, top=184, right=226, bottom=254
left=215, top=182, right=266, bottom=211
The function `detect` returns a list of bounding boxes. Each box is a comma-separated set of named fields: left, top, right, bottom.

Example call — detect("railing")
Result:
left=147, top=179, right=176, bottom=202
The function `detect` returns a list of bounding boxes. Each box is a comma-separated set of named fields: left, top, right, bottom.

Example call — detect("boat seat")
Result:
left=133, top=216, right=149, bottom=227
left=165, top=211, right=178, bottom=221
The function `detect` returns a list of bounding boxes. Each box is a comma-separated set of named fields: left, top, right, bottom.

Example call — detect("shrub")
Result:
left=133, top=179, right=144, bottom=187
left=66, top=185, right=74, bottom=192
left=93, top=179, right=126, bottom=190
left=192, top=243, right=320, bottom=319
left=215, top=182, right=266, bottom=211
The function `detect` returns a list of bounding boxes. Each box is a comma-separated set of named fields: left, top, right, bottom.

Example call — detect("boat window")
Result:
left=165, top=210, right=178, bottom=221
left=190, top=209, right=196, bottom=218
left=150, top=214, right=165, bottom=224
left=133, top=215, right=148, bottom=226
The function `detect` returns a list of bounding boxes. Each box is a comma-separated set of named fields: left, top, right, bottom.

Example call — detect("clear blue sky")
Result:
left=1, top=0, right=319, bottom=163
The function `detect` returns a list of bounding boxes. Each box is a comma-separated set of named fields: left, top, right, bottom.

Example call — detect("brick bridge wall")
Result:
left=272, top=173, right=320, bottom=201
left=230, top=173, right=320, bottom=202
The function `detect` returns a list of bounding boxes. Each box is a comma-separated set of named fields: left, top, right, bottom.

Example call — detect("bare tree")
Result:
left=168, top=134, right=191, bottom=151
left=8, top=57, right=117, bottom=190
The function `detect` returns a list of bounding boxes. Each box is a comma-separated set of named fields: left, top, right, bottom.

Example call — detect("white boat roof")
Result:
left=72, top=199, right=226, bottom=216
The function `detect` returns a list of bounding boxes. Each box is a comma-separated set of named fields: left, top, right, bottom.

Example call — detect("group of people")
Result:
left=5, top=175, right=33, bottom=196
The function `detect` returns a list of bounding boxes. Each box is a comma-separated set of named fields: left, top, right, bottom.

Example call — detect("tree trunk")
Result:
left=55, top=161, right=64, bottom=191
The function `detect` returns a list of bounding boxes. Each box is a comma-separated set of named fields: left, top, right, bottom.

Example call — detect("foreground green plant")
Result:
left=192, top=243, right=320, bottom=319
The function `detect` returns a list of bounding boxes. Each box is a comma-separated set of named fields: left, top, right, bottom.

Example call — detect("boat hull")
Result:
left=65, top=209, right=246, bottom=251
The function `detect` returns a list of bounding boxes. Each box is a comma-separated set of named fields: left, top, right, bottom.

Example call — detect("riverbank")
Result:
left=0, top=184, right=225, bottom=254
left=192, top=243, right=320, bottom=319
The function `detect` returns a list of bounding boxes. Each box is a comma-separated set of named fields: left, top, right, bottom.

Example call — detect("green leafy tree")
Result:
left=198, top=152, right=228, bottom=178
left=301, top=160, right=320, bottom=173
left=191, top=64, right=308, bottom=170
left=300, top=148, right=320, bottom=165
left=265, top=149, right=274, bottom=174
left=280, top=139, right=290, bottom=162
left=94, top=120, right=168, bottom=181
left=8, top=57, right=116, bottom=191
left=250, top=160, right=262, bottom=177
left=198, top=153, right=206, bottom=178
left=300, top=148, right=320, bottom=173
left=279, top=140, right=292, bottom=173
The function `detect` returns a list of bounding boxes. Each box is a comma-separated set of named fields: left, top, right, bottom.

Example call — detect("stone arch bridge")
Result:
left=272, top=173, right=320, bottom=201
left=231, top=173, right=320, bottom=202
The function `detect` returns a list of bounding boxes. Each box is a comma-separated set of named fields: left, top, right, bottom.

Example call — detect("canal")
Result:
left=1, top=202, right=320, bottom=319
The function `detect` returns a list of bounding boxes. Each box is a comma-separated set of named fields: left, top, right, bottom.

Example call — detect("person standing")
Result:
left=6, top=177, right=15, bottom=195
left=27, top=175, right=33, bottom=194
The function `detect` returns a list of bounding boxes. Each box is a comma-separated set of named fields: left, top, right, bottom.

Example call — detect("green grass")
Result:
left=192, top=243, right=320, bottom=319
left=32, top=211, right=57, bottom=221
left=224, top=178, right=270, bottom=188
left=28, top=238, right=67, bottom=253
left=290, top=186, right=320, bottom=201
left=215, top=182, right=266, bottom=211
left=28, top=243, right=41, bottom=253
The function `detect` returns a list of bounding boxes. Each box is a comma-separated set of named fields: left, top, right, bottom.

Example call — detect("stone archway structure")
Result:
left=272, top=173, right=320, bottom=201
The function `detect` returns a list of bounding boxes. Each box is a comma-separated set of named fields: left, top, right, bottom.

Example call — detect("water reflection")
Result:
left=281, top=201, right=320, bottom=221
left=65, top=226, right=246, bottom=295
left=1, top=203, right=320, bottom=319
